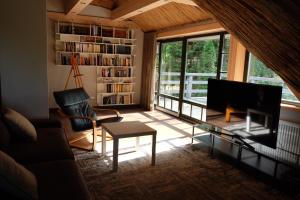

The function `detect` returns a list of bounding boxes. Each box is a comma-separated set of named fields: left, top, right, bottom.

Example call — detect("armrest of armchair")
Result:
left=57, top=110, right=97, bottom=150
left=92, top=108, right=121, bottom=117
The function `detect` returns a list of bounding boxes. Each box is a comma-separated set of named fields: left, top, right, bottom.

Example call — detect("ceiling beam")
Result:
left=111, top=0, right=173, bottom=21
left=65, top=0, right=94, bottom=16
left=157, top=20, right=224, bottom=39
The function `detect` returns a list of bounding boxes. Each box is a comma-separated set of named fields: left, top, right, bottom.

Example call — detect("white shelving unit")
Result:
left=55, top=22, right=136, bottom=106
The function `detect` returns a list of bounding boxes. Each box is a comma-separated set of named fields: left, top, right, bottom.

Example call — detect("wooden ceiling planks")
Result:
left=194, top=0, right=300, bottom=100
left=90, top=0, right=117, bottom=9
left=130, top=2, right=212, bottom=32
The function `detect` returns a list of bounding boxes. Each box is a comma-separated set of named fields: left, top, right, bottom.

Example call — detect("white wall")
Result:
left=47, top=19, right=144, bottom=108
left=0, top=0, right=49, bottom=118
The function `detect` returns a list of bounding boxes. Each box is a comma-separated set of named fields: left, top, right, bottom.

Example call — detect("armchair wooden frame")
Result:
left=57, top=108, right=121, bottom=151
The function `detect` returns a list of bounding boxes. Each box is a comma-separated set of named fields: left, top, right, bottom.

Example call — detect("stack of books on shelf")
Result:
left=119, top=94, right=132, bottom=104
left=100, top=68, right=132, bottom=77
left=102, top=28, right=113, bottom=37
left=103, top=95, right=117, bottom=105
left=73, top=26, right=91, bottom=35
left=80, top=36, right=95, bottom=43
left=116, top=46, right=131, bottom=54
left=94, top=44, right=106, bottom=53
left=114, top=29, right=127, bottom=38
left=106, top=84, right=132, bottom=93
left=80, top=55, right=97, bottom=65
left=59, top=25, right=72, bottom=34
left=99, top=56, right=132, bottom=66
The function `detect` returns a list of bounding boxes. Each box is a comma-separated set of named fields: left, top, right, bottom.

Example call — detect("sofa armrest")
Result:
left=30, top=119, right=62, bottom=129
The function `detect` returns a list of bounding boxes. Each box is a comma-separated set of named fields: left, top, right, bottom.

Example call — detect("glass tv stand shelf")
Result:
left=192, top=122, right=300, bottom=179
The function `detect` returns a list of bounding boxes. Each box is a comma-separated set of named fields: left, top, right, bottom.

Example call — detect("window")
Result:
left=247, top=53, right=299, bottom=103
left=184, top=35, right=220, bottom=104
left=155, top=32, right=231, bottom=121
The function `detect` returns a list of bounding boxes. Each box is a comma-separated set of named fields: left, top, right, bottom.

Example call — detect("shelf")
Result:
left=100, top=103, right=136, bottom=106
left=56, top=40, right=136, bottom=47
left=56, top=65, right=134, bottom=68
left=99, top=92, right=135, bottom=95
left=97, top=82, right=134, bottom=85
left=56, top=22, right=136, bottom=107
left=56, top=33, right=136, bottom=41
left=97, top=76, right=135, bottom=78
left=56, top=51, right=134, bottom=56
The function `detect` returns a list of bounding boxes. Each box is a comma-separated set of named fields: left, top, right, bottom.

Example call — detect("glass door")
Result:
left=157, top=40, right=183, bottom=113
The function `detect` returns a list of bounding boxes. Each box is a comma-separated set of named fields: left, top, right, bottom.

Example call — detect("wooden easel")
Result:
left=64, top=54, right=83, bottom=89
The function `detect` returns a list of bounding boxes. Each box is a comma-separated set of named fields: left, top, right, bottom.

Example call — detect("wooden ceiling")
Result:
left=90, top=0, right=117, bottom=9
left=130, top=2, right=211, bottom=32
left=48, top=0, right=214, bottom=32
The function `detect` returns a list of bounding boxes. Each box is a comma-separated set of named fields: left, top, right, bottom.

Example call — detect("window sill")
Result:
left=281, top=102, right=300, bottom=112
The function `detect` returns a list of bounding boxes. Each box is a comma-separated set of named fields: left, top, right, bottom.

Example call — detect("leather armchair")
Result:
left=53, top=88, right=123, bottom=150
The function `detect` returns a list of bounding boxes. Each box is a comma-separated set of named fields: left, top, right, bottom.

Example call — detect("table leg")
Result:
left=113, top=138, right=119, bottom=172
left=151, top=133, right=156, bottom=166
left=136, top=136, right=140, bottom=151
left=102, top=129, right=106, bottom=156
left=192, top=125, right=195, bottom=144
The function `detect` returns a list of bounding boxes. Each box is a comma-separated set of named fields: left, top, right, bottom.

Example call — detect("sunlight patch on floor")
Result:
left=80, top=109, right=195, bottom=163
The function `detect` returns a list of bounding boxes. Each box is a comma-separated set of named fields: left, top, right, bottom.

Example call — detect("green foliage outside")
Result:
left=159, top=37, right=228, bottom=99
left=248, top=55, right=299, bottom=102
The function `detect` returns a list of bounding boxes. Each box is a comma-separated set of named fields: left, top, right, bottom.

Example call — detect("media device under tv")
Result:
left=206, top=78, right=282, bottom=149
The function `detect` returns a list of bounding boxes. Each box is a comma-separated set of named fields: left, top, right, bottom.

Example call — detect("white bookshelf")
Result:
left=55, top=22, right=136, bottom=106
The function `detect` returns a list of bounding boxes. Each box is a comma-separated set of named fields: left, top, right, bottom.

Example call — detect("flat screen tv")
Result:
left=206, top=79, right=282, bottom=148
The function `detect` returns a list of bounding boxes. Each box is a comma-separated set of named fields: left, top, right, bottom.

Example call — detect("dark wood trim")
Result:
left=243, top=50, right=250, bottom=82
left=179, top=38, right=187, bottom=117
left=216, top=33, right=224, bottom=79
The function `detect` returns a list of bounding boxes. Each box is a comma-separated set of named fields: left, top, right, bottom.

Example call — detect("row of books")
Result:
left=57, top=42, right=132, bottom=54
left=100, top=68, right=132, bottom=77
left=102, top=94, right=133, bottom=105
left=105, top=84, right=133, bottom=93
left=59, top=25, right=91, bottom=35
left=58, top=53, right=133, bottom=66
left=58, top=24, right=133, bottom=39
left=59, top=54, right=96, bottom=66
left=99, top=55, right=132, bottom=66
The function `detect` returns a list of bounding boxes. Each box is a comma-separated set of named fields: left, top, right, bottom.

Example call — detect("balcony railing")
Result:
left=158, top=72, right=296, bottom=103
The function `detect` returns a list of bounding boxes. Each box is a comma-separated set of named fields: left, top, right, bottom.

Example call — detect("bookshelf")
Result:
left=55, top=22, right=136, bottom=106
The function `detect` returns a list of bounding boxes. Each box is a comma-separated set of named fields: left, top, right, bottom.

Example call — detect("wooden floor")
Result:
left=59, top=108, right=204, bottom=157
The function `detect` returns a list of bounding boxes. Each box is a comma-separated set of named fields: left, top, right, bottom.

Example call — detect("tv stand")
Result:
left=192, top=122, right=300, bottom=178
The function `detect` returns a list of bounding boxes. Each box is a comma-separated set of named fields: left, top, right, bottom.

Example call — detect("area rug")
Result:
left=73, top=144, right=298, bottom=200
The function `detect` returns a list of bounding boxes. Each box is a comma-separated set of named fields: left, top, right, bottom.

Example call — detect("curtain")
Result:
left=140, top=32, right=157, bottom=110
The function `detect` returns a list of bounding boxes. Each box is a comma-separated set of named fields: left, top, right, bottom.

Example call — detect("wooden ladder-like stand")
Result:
left=64, top=54, right=83, bottom=89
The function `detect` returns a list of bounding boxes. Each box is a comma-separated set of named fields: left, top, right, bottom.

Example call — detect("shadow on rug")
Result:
left=73, top=144, right=298, bottom=200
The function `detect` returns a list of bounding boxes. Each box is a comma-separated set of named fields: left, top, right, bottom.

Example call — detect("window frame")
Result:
left=245, top=51, right=300, bottom=106
left=155, top=31, right=229, bottom=122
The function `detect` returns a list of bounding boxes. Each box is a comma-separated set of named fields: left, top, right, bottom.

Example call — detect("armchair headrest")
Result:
left=53, top=88, right=90, bottom=107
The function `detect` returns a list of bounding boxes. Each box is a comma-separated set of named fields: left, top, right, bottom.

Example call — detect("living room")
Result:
left=1, top=0, right=300, bottom=199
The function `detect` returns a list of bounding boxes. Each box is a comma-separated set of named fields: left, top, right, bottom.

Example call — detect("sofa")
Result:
left=0, top=114, right=91, bottom=200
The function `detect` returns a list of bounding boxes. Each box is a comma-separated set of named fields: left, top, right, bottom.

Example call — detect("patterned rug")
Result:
left=74, top=144, right=299, bottom=200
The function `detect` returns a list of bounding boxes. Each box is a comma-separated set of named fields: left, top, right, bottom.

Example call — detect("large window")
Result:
left=247, top=53, right=299, bottom=103
left=155, top=32, right=230, bottom=121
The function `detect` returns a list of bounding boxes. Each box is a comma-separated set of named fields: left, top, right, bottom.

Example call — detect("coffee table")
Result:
left=101, top=121, right=157, bottom=172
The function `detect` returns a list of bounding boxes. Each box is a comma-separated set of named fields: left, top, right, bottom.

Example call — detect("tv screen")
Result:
left=206, top=79, right=282, bottom=148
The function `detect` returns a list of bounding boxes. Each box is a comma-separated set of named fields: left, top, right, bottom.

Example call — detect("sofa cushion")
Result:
left=0, top=119, right=10, bottom=151
left=8, top=128, right=74, bottom=164
left=0, top=150, right=38, bottom=200
left=2, top=108, right=37, bottom=142
left=26, top=160, right=90, bottom=200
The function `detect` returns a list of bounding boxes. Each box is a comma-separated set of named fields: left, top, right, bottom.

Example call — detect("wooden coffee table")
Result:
left=101, top=121, right=157, bottom=172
